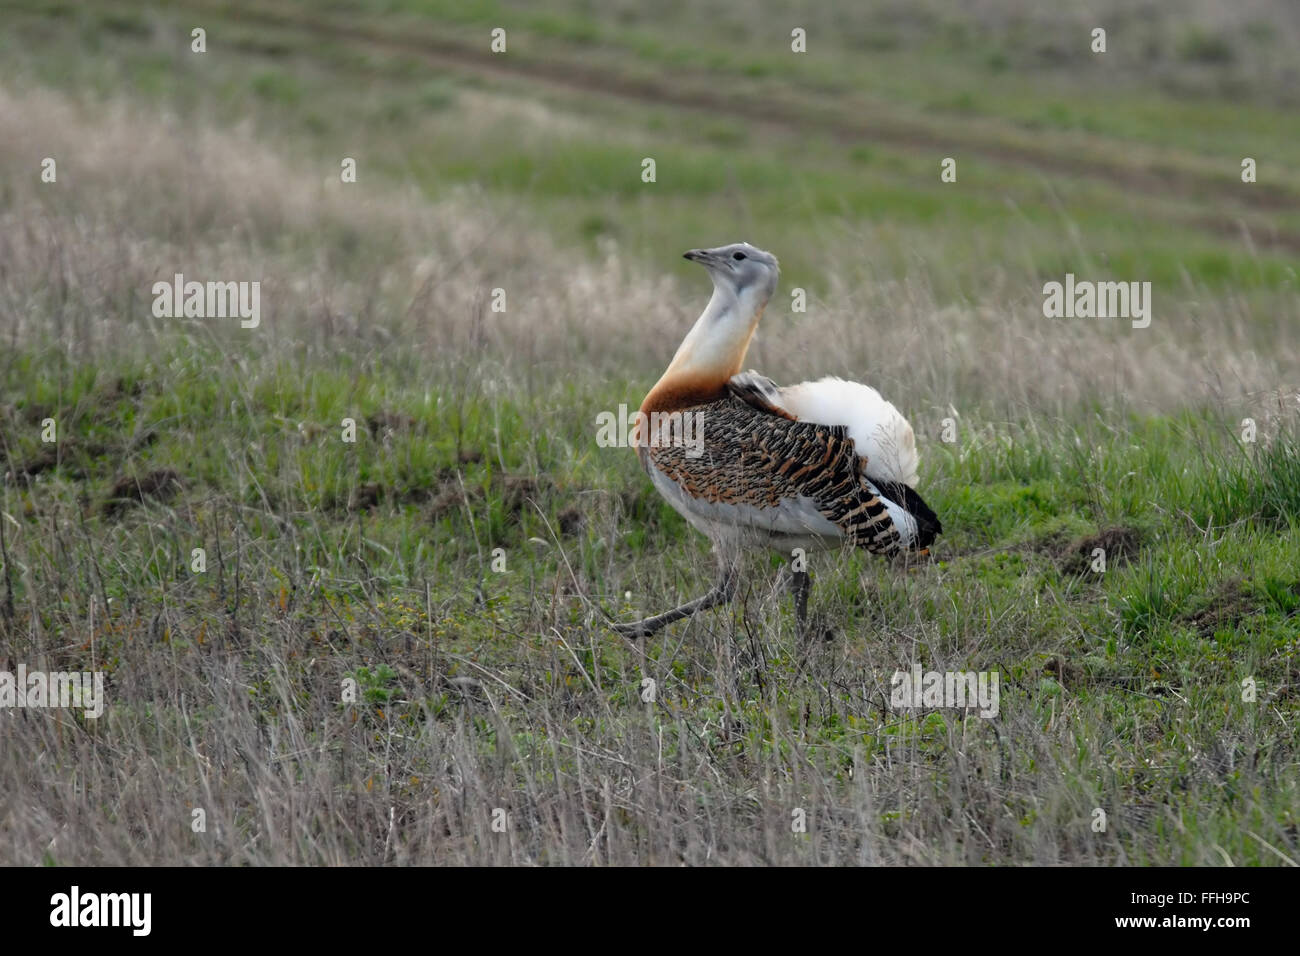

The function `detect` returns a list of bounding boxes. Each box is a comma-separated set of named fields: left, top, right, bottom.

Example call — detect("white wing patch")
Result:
left=768, top=375, right=920, bottom=488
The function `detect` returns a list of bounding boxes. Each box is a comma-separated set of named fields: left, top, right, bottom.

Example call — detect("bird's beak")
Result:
left=684, top=248, right=727, bottom=272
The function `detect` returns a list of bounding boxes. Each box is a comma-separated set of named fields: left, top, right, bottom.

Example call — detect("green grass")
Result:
left=2, top=0, right=1298, bottom=300
left=2, top=337, right=1298, bottom=863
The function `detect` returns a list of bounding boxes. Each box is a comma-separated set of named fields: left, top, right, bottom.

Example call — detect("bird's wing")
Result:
left=726, top=370, right=795, bottom=420
left=769, top=374, right=920, bottom=488
left=644, top=393, right=904, bottom=554
left=729, top=370, right=941, bottom=548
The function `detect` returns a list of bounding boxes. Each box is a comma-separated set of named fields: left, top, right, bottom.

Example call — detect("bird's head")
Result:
left=683, top=242, right=779, bottom=307
left=648, top=242, right=780, bottom=399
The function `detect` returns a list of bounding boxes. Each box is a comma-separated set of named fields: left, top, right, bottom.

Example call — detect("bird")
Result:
left=610, top=241, right=941, bottom=639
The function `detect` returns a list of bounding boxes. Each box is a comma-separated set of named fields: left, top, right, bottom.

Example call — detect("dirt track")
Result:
left=45, top=0, right=1300, bottom=252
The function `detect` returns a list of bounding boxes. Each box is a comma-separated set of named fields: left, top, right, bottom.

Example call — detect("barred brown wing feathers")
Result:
left=645, top=396, right=903, bottom=554
left=726, top=370, right=795, bottom=420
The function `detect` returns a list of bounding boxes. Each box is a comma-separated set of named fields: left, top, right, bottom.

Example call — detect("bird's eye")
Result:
left=733, top=252, right=746, bottom=260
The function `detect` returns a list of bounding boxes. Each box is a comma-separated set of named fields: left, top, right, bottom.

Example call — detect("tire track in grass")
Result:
left=32, top=0, right=1300, bottom=253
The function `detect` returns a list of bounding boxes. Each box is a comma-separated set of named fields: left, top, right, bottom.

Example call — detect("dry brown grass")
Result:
left=2, top=84, right=1296, bottom=417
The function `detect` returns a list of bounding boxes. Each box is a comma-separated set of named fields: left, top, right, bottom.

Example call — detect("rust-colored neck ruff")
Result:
left=640, top=298, right=766, bottom=416
left=640, top=372, right=729, bottom=416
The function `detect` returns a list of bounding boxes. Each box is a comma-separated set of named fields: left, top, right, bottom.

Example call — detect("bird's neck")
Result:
left=641, top=286, right=767, bottom=414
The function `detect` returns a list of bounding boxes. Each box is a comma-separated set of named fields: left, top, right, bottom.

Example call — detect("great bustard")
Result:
left=610, top=242, right=941, bottom=638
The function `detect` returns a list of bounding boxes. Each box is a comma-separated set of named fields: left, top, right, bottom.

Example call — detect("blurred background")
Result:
left=2, top=0, right=1297, bottom=416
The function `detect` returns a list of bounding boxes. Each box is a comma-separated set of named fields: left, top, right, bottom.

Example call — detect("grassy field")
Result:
left=1, top=0, right=1298, bottom=865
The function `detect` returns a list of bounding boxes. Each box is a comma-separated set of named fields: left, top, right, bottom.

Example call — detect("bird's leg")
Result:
left=790, top=568, right=811, bottom=634
left=610, top=557, right=739, bottom=640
